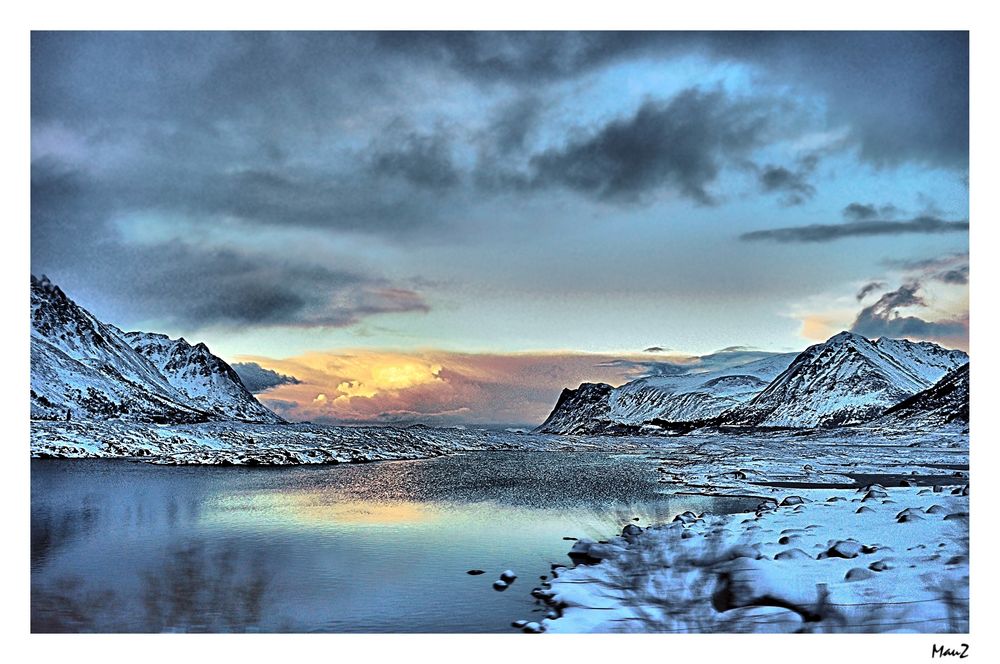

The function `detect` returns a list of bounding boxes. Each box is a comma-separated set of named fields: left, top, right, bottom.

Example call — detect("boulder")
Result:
left=819, top=540, right=863, bottom=559
left=774, top=548, right=812, bottom=561
left=845, top=567, right=876, bottom=582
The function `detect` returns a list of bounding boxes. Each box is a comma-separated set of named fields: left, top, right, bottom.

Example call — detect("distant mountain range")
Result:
left=30, top=275, right=283, bottom=424
left=538, top=331, right=968, bottom=434
left=30, top=275, right=969, bottom=435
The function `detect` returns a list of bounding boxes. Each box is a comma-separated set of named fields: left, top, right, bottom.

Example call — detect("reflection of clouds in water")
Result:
left=207, top=491, right=440, bottom=528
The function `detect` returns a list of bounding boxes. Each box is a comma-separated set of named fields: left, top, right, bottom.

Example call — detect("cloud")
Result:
left=936, top=265, right=969, bottom=285
left=231, top=362, right=301, bottom=392
left=642, top=346, right=670, bottom=353
left=527, top=89, right=777, bottom=204
left=244, top=349, right=679, bottom=426
left=758, top=165, right=815, bottom=205
left=855, top=281, right=887, bottom=301
left=842, top=202, right=902, bottom=222
left=850, top=282, right=968, bottom=342
left=369, top=124, right=461, bottom=189
left=740, top=215, right=969, bottom=243
left=882, top=252, right=969, bottom=286
left=375, top=31, right=968, bottom=169
left=39, top=236, right=429, bottom=331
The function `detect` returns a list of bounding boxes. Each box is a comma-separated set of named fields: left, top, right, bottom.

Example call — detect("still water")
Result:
left=31, top=451, right=760, bottom=632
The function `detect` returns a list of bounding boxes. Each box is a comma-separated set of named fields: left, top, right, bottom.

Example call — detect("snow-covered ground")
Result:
left=517, top=428, right=969, bottom=634
left=29, top=420, right=651, bottom=465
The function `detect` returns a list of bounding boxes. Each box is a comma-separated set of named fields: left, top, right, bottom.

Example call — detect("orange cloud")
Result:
left=235, top=349, right=675, bottom=427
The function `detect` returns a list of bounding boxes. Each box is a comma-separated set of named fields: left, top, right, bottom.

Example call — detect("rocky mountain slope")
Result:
left=876, top=362, right=969, bottom=428
left=30, top=275, right=282, bottom=424
left=123, top=331, right=283, bottom=423
left=721, top=332, right=967, bottom=428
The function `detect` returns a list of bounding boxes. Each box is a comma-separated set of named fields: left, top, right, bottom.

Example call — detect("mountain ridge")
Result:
left=30, top=275, right=283, bottom=424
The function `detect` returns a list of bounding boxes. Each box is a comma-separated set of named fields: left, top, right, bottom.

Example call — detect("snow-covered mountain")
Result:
left=122, top=331, right=283, bottom=423
left=30, top=275, right=282, bottom=424
left=875, top=362, right=969, bottom=429
left=722, top=331, right=968, bottom=428
left=536, top=352, right=798, bottom=434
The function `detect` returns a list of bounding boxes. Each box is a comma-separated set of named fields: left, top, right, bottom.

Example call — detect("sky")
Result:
left=30, top=31, right=969, bottom=427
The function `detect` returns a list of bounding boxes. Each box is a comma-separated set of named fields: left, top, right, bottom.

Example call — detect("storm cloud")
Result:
left=527, top=89, right=777, bottom=204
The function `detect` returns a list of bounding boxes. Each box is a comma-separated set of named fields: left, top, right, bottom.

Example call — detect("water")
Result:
left=31, top=451, right=761, bottom=633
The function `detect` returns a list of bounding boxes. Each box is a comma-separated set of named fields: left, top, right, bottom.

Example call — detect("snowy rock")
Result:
left=819, top=540, right=863, bottom=559
left=845, top=567, right=876, bottom=582
left=774, top=548, right=812, bottom=561
left=621, top=524, right=643, bottom=541
left=780, top=496, right=807, bottom=506
left=492, top=580, right=509, bottom=591
left=500, top=570, right=518, bottom=583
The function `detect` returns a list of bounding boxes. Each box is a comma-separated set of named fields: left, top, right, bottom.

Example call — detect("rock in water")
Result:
left=500, top=570, right=517, bottom=583
left=467, top=569, right=485, bottom=575
left=492, top=580, right=509, bottom=591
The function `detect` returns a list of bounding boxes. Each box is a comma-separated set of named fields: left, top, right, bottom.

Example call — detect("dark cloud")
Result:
left=850, top=283, right=967, bottom=341
left=740, top=215, right=968, bottom=243
left=842, top=202, right=902, bottom=222
left=758, top=163, right=815, bottom=206
left=936, top=265, right=969, bottom=285
left=882, top=252, right=969, bottom=286
left=642, top=346, right=670, bottom=353
left=856, top=281, right=887, bottom=301
left=231, top=362, right=301, bottom=392
left=375, top=31, right=968, bottom=169
left=120, top=243, right=429, bottom=329
left=527, top=89, right=776, bottom=204
left=369, top=125, right=461, bottom=189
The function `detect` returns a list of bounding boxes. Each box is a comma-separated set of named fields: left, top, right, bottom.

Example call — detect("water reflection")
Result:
left=34, top=541, right=272, bottom=633
left=31, top=453, right=762, bottom=633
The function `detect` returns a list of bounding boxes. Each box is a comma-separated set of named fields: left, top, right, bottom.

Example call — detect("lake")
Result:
left=31, top=451, right=762, bottom=632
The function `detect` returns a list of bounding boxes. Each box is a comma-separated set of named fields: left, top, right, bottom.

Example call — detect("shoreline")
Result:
left=527, top=483, right=970, bottom=633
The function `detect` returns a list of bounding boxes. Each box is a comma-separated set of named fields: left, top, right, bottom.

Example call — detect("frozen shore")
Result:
left=529, top=482, right=969, bottom=633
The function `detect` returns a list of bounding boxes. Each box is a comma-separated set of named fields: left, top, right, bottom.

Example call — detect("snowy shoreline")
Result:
left=526, top=483, right=969, bottom=633
left=29, top=419, right=662, bottom=465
